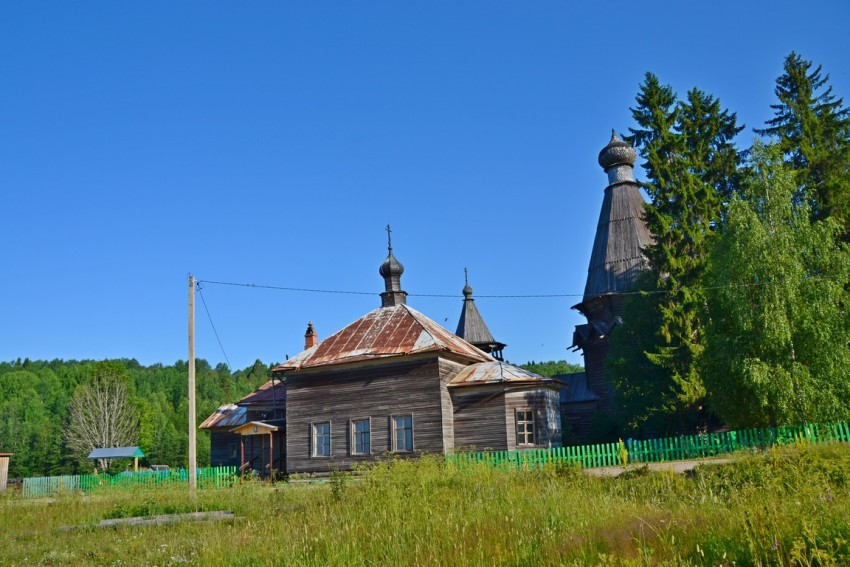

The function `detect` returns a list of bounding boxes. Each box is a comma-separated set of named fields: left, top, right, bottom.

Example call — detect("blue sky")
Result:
left=2, top=2, right=849, bottom=370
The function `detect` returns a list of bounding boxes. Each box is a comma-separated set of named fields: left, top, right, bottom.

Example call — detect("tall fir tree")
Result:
left=614, top=73, right=743, bottom=432
left=755, top=52, right=850, bottom=236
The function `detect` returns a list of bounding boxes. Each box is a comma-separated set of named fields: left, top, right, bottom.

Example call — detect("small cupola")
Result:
left=379, top=225, right=407, bottom=307
left=598, top=129, right=637, bottom=185
left=455, top=268, right=506, bottom=360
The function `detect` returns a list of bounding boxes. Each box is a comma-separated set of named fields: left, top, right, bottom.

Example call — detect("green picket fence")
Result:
left=447, top=420, right=850, bottom=472
left=22, top=466, right=237, bottom=498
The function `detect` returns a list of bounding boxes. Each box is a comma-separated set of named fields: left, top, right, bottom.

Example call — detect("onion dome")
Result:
left=379, top=249, right=404, bottom=279
left=598, top=129, right=637, bottom=171
left=379, top=225, right=407, bottom=307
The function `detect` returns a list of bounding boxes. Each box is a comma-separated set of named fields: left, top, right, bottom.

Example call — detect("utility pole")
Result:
left=188, top=274, right=197, bottom=491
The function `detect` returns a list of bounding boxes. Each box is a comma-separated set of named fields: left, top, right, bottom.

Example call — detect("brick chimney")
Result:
left=304, top=322, right=318, bottom=350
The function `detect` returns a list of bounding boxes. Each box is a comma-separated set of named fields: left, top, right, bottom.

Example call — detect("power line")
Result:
left=196, top=281, right=232, bottom=369
left=196, top=273, right=846, bottom=301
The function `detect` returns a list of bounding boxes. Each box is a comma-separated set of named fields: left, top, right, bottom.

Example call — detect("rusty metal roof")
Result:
left=449, top=361, right=560, bottom=387
left=274, top=304, right=492, bottom=372
left=237, top=380, right=286, bottom=405
left=199, top=404, right=248, bottom=430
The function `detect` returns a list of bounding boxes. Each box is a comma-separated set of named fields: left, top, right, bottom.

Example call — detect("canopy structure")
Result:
left=87, top=446, right=145, bottom=472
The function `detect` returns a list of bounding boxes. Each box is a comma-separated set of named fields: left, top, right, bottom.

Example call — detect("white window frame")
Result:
left=515, top=409, right=536, bottom=446
left=350, top=417, right=371, bottom=456
left=391, top=414, right=414, bottom=453
left=311, top=421, right=331, bottom=458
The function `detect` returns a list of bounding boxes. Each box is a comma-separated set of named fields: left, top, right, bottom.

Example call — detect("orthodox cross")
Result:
left=385, top=224, right=393, bottom=251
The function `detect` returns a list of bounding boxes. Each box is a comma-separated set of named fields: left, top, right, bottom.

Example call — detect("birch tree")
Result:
left=65, top=371, right=138, bottom=471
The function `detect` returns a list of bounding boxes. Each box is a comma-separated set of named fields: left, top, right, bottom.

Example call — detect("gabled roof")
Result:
left=87, top=446, right=145, bottom=460
left=199, top=404, right=248, bottom=430
left=449, top=361, right=561, bottom=387
left=556, top=372, right=600, bottom=404
left=238, top=380, right=286, bottom=405
left=274, top=304, right=493, bottom=372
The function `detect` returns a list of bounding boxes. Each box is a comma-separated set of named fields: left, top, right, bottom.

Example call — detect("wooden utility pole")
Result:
left=188, top=274, right=197, bottom=490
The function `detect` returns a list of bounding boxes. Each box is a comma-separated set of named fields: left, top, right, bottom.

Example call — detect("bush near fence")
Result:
left=447, top=420, right=850, bottom=471
left=22, top=466, right=237, bottom=498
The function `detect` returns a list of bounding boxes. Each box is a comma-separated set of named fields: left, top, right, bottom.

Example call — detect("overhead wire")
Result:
left=196, top=275, right=846, bottom=300
left=196, top=281, right=233, bottom=369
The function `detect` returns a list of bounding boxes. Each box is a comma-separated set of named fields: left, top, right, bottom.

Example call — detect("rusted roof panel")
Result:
left=199, top=404, right=248, bottom=429
left=238, top=380, right=286, bottom=405
left=274, top=304, right=492, bottom=372
left=449, top=361, right=560, bottom=386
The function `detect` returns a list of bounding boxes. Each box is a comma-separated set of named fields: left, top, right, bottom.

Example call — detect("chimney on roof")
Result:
left=304, top=322, right=318, bottom=349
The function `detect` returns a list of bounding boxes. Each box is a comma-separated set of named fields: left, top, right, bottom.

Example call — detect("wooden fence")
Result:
left=22, top=466, right=237, bottom=498
left=447, top=420, right=850, bottom=471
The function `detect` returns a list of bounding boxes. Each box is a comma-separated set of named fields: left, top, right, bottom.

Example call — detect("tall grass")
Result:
left=2, top=443, right=848, bottom=565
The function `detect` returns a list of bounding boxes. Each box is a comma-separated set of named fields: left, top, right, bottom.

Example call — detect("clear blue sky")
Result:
left=2, top=2, right=849, bottom=370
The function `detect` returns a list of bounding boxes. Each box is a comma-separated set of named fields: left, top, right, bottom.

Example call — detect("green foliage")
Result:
left=756, top=52, right=850, bottom=236
left=610, top=73, right=743, bottom=433
left=3, top=444, right=850, bottom=565
left=517, top=359, right=583, bottom=377
left=702, top=143, right=850, bottom=426
left=0, top=358, right=271, bottom=478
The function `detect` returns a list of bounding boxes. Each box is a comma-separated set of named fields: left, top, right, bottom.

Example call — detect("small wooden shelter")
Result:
left=87, top=446, right=145, bottom=472
left=0, top=453, right=12, bottom=491
left=230, top=421, right=283, bottom=476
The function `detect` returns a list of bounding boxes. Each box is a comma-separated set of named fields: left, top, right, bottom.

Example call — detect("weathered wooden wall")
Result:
left=504, top=387, right=562, bottom=450
left=284, top=356, right=454, bottom=474
left=452, top=387, right=509, bottom=451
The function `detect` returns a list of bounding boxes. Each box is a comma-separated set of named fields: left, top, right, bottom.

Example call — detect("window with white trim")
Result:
left=391, top=415, right=413, bottom=452
left=350, top=418, right=371, bottom=455
left=312, top=421, right=331, bottom=457
left=515, top=409, right=535, bottom=446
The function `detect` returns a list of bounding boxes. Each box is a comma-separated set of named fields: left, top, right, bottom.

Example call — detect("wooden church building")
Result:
left=203, top=232, right=562, bottom=475
left=561, top=131, right=653, bottom=442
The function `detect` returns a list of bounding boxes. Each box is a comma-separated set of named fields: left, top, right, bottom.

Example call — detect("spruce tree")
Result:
left=755, top=52, right=850, bottom=236
left=614, top=73, right=743, bottom=432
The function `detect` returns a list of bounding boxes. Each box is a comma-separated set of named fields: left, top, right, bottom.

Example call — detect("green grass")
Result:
left=2, top=443, right=849, bottom=566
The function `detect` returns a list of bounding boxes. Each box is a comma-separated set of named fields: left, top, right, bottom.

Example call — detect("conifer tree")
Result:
left=614, top=73, right=743, bottom=431
left=755, top=52, right=850, bottom=236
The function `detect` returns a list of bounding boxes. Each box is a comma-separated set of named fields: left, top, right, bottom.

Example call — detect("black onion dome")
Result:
left=598, top=129, right=637, bottom=170
left=379, top=250, right=404, bottom=278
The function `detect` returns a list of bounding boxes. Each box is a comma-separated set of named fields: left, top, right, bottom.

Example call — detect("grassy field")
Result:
left=2, top=443, right=849, bottom=566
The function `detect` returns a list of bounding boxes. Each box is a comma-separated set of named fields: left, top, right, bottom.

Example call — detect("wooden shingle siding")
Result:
left=439, top=359, right=466, bottom=452
left=209, top=431, right=241, bottom=468
left=504, top=388, right=563, bottom=450
left=452, top=387, right=509, bottom=451
left=284, top=357, right=449, bottom=474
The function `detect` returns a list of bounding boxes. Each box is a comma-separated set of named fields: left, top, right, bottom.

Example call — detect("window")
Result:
left=351, top=418, right=371, bottom=455
left=516, top=410, right=535, bottom=446
left=392, top=415, right=413, bottom=452
left=312, top=422, right=330, bottom=457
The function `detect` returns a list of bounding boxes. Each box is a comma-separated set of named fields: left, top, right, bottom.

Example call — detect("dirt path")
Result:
left=585, top=457, right=735, bottom=477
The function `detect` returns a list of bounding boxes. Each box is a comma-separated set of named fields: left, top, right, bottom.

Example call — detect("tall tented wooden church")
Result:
left=202, top=234, right=562, bottom=475
left=560, top=131, right=653, bottom=442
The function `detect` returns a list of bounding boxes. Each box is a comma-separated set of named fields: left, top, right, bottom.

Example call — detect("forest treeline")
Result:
left=0, top=357, right=571, bottom=479
left=0, top=358, right=271, bottom=479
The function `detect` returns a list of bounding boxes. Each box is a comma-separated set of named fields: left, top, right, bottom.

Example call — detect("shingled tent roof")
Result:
left=454, top=275, right=505, bottom=357
left=274, top=303, right=493, bottom=372
left=581, top=132, right=653, bottom=301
